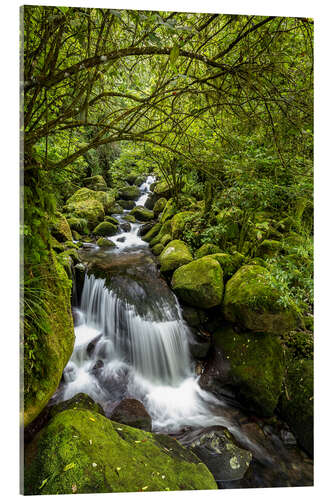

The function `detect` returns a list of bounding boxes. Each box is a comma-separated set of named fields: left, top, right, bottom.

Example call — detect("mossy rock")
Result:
left=93, top=221, right=118, bottom=237
left=149, top=220, right=172, bottom=247
left=65, top=197, right=104, bottom=229
left=51, top=212, right=73, bottom=242
left=279, top=359, right=313, bottom=456
left=223, top=265, right=299, bottom=334
left=256, top=239, right=283, bottom=258
left=248, top=257, right=267, bottom=267
left=172, top=256, right=223, bottom=309
left=118, top=185, right=141, bottom=200
left=67, top=187, right=114, bottom=213
left=160, top=233, right=172, bottom=246
left=49, top=393, right=105, bottom=420
left=160, top=198, right=177, bottom=223
left=118, top=199, right=136, bottom=210
left=97, top=237, right=116, bottom=248
left=130, top=206, right=154, bottom=222
left=209, top=252, right=245, bottom=281
left=104, top=215, right=119, bottom=225
left=171, top=211, right=194, bottom=239
left=24, top=251, right=74, bottom=427
left=212, top=327, right=284, bottom=416
left=113, top=203, right=124, bottom=214
left=50, top=235, right=64, bottom=253
left=160, top=240, right=193, bottom=273
left=66, top=217, right=88, bottom=235
left=134, top=175, right=146, bottom=186
left=153, top=197, right=167, bottom=216
left=84, top=175, right=107, bottom=191
left=125, top=172, right=139, bottom=185
left=123, top=214, right=136, bottom=223
left=152, top=243, right=164, bottom=256
left=24, top=409, right=217, bottom=494
left=195, top=243, right=223, bottom=259
left=153, top=180, right=172, bottom=198
left=142, top=223, right=162, bottom=242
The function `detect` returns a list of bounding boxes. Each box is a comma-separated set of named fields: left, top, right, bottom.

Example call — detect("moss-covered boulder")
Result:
left=152, top=243, right=164, bottom=256
left=66, top=216, right=88, bottom=235
left=118, top=185, right=140, bottom=200
left=160, top=198, right=177, bottom=223
left=154, top=180, right=172, bottom=198
left=160, top=240, right=193, bottom=273
left=24, top=251, right=74, bottom=427
left=51, top=212, right=73, bottom=242
left=118, top=199, right=136, bottom=210
left=195, top=243, right=223, bottom=259
left=171, top=211, right=193, bottom=239
left=104, top=215, right=119, bottom=225
left=256, top=239, right=283, bottom=258
left=84, top=175, right=107, bottom=191
left=206, top=327, right=284, bottom=416
left=149, top=220, right=172, bottom=247
left=65, top=191, right=105, bottom=229
left=279, top=359, right=313, bottom=456
left=130, top=206, right=154, bottom=222
left=24, top=409, right=217, bottom=494
left=142, top=223, right=162, bottom=242
left=160, top=233, right=172, bottom=246
left=172, top=256, right=223, bottom=309
left=153, top=197, right=167, bottom=216
left=97, top=237, right=116, bottom=248
left=125, top=172, right=139, bottom=185
left=66, top=187, right=114, bottom=214
left=209, top=252, right=245, bottom=281
left=123, top=214, right=136, bottom=223
left=93, top=221, right=118, bottom=237
left=223, top=265, right=299, bottom=334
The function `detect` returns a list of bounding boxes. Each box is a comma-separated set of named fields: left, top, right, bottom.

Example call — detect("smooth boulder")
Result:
left=223, top=265, right=299, bottom=334
left=171, top=256, right=223, bottom=309
left=110, top=398, right=152, bottom=431
left=24, top=409, right=217, bottom=494
left=159, top=240, right=193, bottom=273
left=130, top=206, right=154, bottom=222
left=93, top=221, right=118, bottom=237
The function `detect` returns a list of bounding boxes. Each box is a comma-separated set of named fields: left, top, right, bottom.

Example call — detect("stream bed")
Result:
left=52, top=176, right=313, bottom=489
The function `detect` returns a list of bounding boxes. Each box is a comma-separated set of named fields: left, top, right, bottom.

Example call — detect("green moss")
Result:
left=160, top=233, right=172, bottom=246
left=24, top=251, right=74, bottom=427
left=280, top=330, right=313, bottom=360
left=223, top=265, right=299, bottom=333
left=104, top=215, right=119, bottom=225
left=142, top=223, right=162, bottom=242
left=149, top=220, right=172, bottom=247
left=152, top=243, right=164, bottom=255
left=65, top=198, right=104, bottom=229
left=171, top=211, right=194, bottom=239
left=118, top=185, right=140, bottom=200
left=97, top=237, right=116, bottom=248
left=66, top=187, right=114, bottom=213
left=215, top=208, right=240, bottom=241
left=213, top=327, right=284, bottom=416
left=208, top=252, right=244, bottom=281
left=84, top=175, right=107, bottom=190
left=160, top=239, right=193, bottom=273
left=160, top=198, right=177, bottom=223
left=153, top=197, right=167, bottom=216
left=171, top=256, right=223, bottom=309
left=24, top=409, right=217, bottom=494
left=130, top=206, right=154, bottom=222
left=256, top=239, right=283, bottom=258
left=279, top=359, right=313, bottom=456
left=52, top=212, right=72, bottom=242
left=123, top=214, right=136, bottom=223
left=93, top=221, right=118, bottom=237
left=154, top=180, right=171, bottom=198
left=66, top=217, right=88, bottom=235
left=195, top=243, right=222, bottom=259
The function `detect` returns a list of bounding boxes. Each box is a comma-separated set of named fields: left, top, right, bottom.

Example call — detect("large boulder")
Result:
left=24, top=251, right=74, bottom=427
left=179, top=426, right=252, bottom=483
left=209, top=252, right=245, bottom=281
left=223, top=265, right=299, bottom=334
left=170, top=211, right=193, bottom=239
left=93, top=221, right=118, bottom=237
left=279, top=359, right=313, bottom=456
left=141, top=223, right=162, bottom=242
left=65, top=189, right=106, bottom=228
left=66, top=187, right=115, bottom=213
left=97, top=237, right=116, bottom=248
left=84, top=175, right=107, bottom=191
left=110, top=398, right=152, bottom=432
left=171, top=256, right=223, bottom=309
left=51, top=212, right=73, bottom=242
left=200, top=326, right=284, bottom=417
left=153, top=197, right=167, bottom=216
left=159, top=240, right=193, bottom=273
left=24, top=409, right=217, bottom=494
left=118, top=185, right=140, bottom=200
left=153, top=180, right=172, bottom=199
left=195, top=243, right=222, bottom=259
left=130, top=206, right=154, bottom=222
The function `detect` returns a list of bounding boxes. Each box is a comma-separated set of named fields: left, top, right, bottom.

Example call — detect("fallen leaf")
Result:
left=142, top=486, right=148, bottom=490
left=72, top=484, right=77, bottom=493
left=134, top=440, right=141, bottom=444
left=116, top=427, right=123, bottom=431
left=89, top=417, right=96, bottom=422
left=92, top=463, right=97, bottom=467
left=63, top=463, right=75, bottom=472
left=89, top=439, right=93, bottom=445
left=116, top=467, right=121, bottom=471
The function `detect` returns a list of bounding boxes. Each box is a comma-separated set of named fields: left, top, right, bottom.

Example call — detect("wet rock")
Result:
left=144, top=194, right=155, bottom=210
left=97, top=237, right=116, bottom=248
left=120, top=222, right=131, bottom=232
left=130, top=206, right=154, bottom=222
left=117, top=236, right=126, bottom=242
left=141, top=223, right=162, bottom=242
left=188, top=329, right=211, bottom=359
left=110, top=398, right=152, bottom=432
left=138, top=221, right=155, bottom=236
left=90, top=359, right=104, bottom=374
left=117, top=185, right=141, bottom=200
left=118, top=199, right=136, bottom=210
left=178, top=426, right=252, bottom=482
left=182, top=305, right=208, bottom=327
left=280, top=429, right=297, bottom=446
left=93, top=221, right=118, bottom=237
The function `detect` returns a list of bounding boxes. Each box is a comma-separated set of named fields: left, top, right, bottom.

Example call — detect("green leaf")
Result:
left=170, top=45, right=180, bottom=65
left=39, top=478, right=49, bottom=490
left=63, top=462, right=76, bottom=472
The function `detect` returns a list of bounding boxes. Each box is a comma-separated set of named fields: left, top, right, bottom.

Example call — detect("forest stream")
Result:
left=49, top=177, right=313, bottom=489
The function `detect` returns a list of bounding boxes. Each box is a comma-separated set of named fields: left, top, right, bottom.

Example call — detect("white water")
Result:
left=59, top=175, right=235, bottom=433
